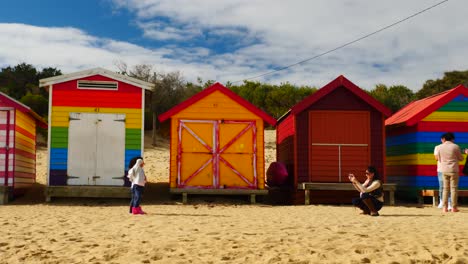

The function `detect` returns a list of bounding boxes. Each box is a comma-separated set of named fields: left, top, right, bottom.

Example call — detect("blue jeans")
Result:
left=130, top=185, right=145, bottom=208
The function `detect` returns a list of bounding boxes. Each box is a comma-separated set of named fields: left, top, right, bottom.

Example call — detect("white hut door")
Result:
left=68, top=113, right=125, bottom=186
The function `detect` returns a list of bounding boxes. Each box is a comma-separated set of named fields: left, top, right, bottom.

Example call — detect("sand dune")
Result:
left=1, top=130, right=467, bottom=264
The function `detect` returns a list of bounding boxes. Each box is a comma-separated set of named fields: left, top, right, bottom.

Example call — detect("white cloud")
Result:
left=1, top=0, right=468, bottom=92
left=108, top=0, right=468, bottom=90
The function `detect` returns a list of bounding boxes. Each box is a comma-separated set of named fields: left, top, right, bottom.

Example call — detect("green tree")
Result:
left=0, top=63, right=37, bottom=99
left=416, top=70, right=468, bottom=99
left=369, top=84, right=413, bottom=112
left=20, top=93, right=48, bottom=117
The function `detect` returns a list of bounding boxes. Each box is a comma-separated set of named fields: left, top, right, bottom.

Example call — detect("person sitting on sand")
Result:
left=128, top=158, right=147, bottom=215
left=348, top=166, right=383, bottom=216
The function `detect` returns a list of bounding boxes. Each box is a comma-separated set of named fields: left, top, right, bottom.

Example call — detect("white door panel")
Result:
left=67, top=112, right=126, bottom=186
left=68, top=113, right=97, bottom=185
left=95, top=114, right=125, bottom=185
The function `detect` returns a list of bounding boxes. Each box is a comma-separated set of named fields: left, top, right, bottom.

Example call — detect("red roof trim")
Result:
left=0, top=92, right=47, bottom=128
left=158, top=82, right=277, bottom=125
left=290, top=75, right=392, bottom=117
left=385, top=85, right=468, bottom=127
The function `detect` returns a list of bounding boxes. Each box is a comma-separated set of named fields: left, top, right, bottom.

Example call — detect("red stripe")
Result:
left=219, top=155, right=254, bottom=187
left=53, top=75, right=146, bottom=92
left=53, top=90, right=142, bottom=108
left=386, top=164, right=466, bottom=176
left=387, top=121, right=468, bottom=137
left=16, top=126, right=35, bottom=139
left=12, top=172, right=35, bottom=178
left=181, top=157, right=213, bottom=186
left=13, top=149, right=36, bottom=159
left=219, top=122, right=253, bottom=153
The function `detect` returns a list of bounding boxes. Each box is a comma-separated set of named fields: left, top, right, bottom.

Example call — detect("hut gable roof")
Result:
left=158, top=82, right=277, bottom=125
left=39, top=67, right=154, bottom=90
left=0, top=92, right=47, bottom=128
left=385, top=85, right=468, bottom=127
left=290, top=75, right=392, bottom=117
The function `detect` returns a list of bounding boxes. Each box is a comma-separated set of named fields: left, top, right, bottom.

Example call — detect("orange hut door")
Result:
left=177, top=120, right=257, bottom=189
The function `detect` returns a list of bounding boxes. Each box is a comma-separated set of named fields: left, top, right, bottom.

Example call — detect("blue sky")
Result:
left=0, top=0, right=467, bottom=91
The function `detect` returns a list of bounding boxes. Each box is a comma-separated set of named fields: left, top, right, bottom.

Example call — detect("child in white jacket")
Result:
left=128, top=158, right=147, bottom=215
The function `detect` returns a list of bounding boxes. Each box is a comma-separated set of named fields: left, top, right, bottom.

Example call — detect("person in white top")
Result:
left=127, top=158, right=147, bottom=215
left=434, top=136, right=451, bottom=209
left=434, top=132, right=464, bottom=213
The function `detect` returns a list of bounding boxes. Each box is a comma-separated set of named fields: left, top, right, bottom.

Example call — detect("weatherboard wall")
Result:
left=13, top=110, right=37, bottom=190
left=386, top=94, right=468, bottom=191
left=276, top=76, right=390, bottom=204
left=48, top=75, right=144, bottom=186
left=167, top=90, right=266, bottom=189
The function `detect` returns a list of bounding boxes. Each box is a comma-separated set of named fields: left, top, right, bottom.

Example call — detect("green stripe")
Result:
left=386, top=143, right=436, bottom=156
left=50, top=127, right=142, bottom=150
left=438, top=102, right=468, bottom=112
left=51, top=127, right=68, bottom=148
left=126, top=129, right=141, bottom=150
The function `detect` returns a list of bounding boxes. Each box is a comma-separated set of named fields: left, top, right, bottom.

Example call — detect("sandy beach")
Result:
left=1, top=130, right=467, bottom=264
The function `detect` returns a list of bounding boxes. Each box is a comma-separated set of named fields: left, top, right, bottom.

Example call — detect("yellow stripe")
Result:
left=423, top=111, right=468, bottom=122
left=386, top=153, right=465, bottom=165
left=15, top=144, right=35, bottom=154
left=15, top=155, right=35, bottom=164
left=51, top=106, right=142, bottom=128
left=15, top=166, right=35, bottom=173
left=15, top=160, right=35, bottom=169
left=15, top=178, right=35, bottom=184
left=15, top=110, right=36, bottom=132
left=16, top=132, right=35, bottom=145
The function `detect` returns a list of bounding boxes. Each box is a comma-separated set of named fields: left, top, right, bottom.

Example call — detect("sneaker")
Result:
left=437, top=201, right=443, bottom=209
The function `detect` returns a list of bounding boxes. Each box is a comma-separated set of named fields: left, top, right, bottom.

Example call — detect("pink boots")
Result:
left=132, top=206, right=146, bottom=215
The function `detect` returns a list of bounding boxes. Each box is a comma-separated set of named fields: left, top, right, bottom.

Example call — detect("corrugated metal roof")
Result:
left=385, top=85, right=468, bottom=127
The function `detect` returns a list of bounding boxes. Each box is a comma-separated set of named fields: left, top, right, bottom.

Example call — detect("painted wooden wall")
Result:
left=169, top=90, right=266, bottom=189
left=387, top=95, right=468, bottom=192
left=49, top=75, right=143, bottom=186
left=14, top=110, right=37, bottom=189
left=295, top=87, right=386, bottom=185
left=0, top=109, right=15, bottom=188
left=275, top=86, right=387, bottom=204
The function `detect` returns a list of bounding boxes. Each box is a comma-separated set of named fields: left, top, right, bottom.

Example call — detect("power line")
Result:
left=232, top=0, right=449, bottom=84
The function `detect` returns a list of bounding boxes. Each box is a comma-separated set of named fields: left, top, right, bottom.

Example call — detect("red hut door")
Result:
left=177, top=120, right=257, bottom=189
left=309, top=111, right=370, bottom=182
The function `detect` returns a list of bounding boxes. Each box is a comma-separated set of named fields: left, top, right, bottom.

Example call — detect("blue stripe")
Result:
left=388, top=175, right=468, bottom=189
left=50, top=148, right=68, bottom=170
left=50, top=148, right=142, bottom=170
left=125, top=149, right=142, bottom=168
left=453, top=95, right=468, bottom=102
left=386, top=132, right=468, bottom=146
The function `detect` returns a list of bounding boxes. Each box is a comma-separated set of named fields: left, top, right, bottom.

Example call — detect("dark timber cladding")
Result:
left=275, top=75, right=392, bottom=204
